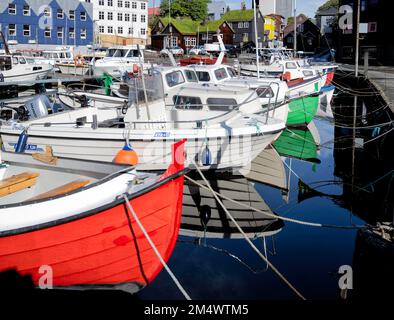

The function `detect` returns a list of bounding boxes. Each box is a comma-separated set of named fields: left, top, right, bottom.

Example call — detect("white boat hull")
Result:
left=57, top=64, right=90, bottom=76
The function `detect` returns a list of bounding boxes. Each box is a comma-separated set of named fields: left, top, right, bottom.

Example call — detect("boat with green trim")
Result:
left=286, top=94, right=320, bottom=126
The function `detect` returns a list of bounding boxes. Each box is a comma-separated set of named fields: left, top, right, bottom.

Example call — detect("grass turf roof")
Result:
left=158, top=17, right=231, bottom=34
left=221, top=9, right=254, bottom=22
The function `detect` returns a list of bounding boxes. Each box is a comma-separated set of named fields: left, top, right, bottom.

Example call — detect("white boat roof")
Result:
left=108, top=45, right=145, bottom=50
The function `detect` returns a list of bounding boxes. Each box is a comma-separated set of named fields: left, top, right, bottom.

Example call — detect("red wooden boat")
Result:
left=179, top=55, right=226, bottom=66
left=0, top=140, right=186, bottom=293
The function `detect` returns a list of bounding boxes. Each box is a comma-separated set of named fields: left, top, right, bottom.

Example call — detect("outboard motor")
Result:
left=24, top=95, right=51, bottom=119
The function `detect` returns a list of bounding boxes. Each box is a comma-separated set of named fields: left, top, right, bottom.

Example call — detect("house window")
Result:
left=184, top=37, right=196, bottom=47
left=69, top=27, right=75, bottom=38
left=23, top=25, right=30, bottom=37
left=107, top=26, right=113, bottom=34
left=80, top=12, right=86, bottom=21
left=118, top=27, right=123, bottom=34
left=141, top=2, right=146, bottom=10
left=8, top=4, right=16, bottom=15
left=141, top=15, right=146, bottom=23
left=244, top=22, right=249, bottom=28
left=44, top=27, right=51, bottom=38
left=171, top=36, right=178, bottom=47
left=99, top=26, right=104, bottom=33
left=238, top=22, right=243, bottom=28
left=125, top=13, right=130, bottom=21
left=80, top=28, right=87, bottom=39
left=57, top=9, right=64, bottom=19
left=132, top=14, right=137, bottom=22
left=8, top=24, right=16, bottom=37
left=128, top=27, right=133, bottom=35
left=242, top=33, right=249, bottom=42
left=44, top=7, right=51, bottom=17
left=99, top=0, right=104, bottom=5
left=369, top=22, right=377, bottom=33
left=132, top=2, right=137, bottom=9
left=140, top=28, right=146, bottom=35
left=23, top=5, right=30, bottom=16
left=69, top=10, right=75, bottom=20
left=108, top=12, right=113, bottom=20
left=118, top=13, right=123, bottom=21
left=108, top=0, right=113, bottom=6
left=118, top=0, right=123, bottom=7
left=57, top=27, right=63, bottom=38
left=99, top=11, right=104, bottom=19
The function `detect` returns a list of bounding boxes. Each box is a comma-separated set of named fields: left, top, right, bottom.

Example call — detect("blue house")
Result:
left=0, top=0, right=93, bottom=47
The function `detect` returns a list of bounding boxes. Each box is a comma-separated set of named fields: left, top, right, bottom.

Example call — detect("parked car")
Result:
left=189, top=45, right=207, bottom=55
left=160, top=46, right=184, bottom=56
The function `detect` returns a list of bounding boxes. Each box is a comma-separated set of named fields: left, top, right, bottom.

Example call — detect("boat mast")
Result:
left=253, top=0, right=260, bottom=78
left=293, top=0, right=297, bottom=54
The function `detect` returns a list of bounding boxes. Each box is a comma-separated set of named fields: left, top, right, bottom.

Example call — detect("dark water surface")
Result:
left=138, top=91, right=394, bottom=300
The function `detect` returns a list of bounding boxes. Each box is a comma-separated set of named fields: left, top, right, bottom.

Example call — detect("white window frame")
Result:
left=57, top=9, right=64, bottom=19
left=118, top=13, right=123, bottom=21
left=238, top=22, right=243, bottom=28
left=99, top=25, right=104, bottom=33
left=44, top=27, right=51, bottom=38
left=108, top=0, right=113, bottom=6
left=8, top=4, right=16, bottom=15
left=8, top=24, right=16, bottom=36
left=132, top=14, right=137, bottom=22
left=69, top=10, right=75, bottom=20
left=125, top=13, right=130, bottom=21
left=80, top=28, right=87, bottom=39
left=108, top=12, right=113, bottom=20
left=244, top=22, right=249, bottom=28
left=118, top=26, right=123, bottom=34
left=118, top=0, right=123, bottom=7
left=141, top=2, right=146, bottom=10
left=140, top=28, right=146, bottom=36
left=99, top=0, right=104, bottom=5
left=69, top=28, right=75, bottom=39
left=23, top=5, right=31, bottom=16
left=23, top=25, right=30, bottom=37
left=80, top=11, right=86, bottom=21
left=108, top=26, right=113, bottom=34
left=99, top=11, right=104, bottom=19
left=132, top=1, right=137, bottom=9
left=141, top=15, right=146, bottom=23
left=125, top=1, right=130, bottom=8
left=57, top=27, right=63, bottom=39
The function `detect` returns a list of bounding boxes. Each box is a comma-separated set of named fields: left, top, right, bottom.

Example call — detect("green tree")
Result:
left=160, top=0, right=210, bottom=21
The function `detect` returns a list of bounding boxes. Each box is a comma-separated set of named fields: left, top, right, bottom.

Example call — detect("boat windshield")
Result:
left=227, top=67, right=237, bottom=78
left=184, top=70, right=198, bottom=82
left=166, top=71, right=185, bottom=87
left=126, top=50, right=139, bottom=58
left=196, top=71, right=210, bottom=82
left=106, top=48, right=117, bottom=57
left=112, top=49, right=129, bottom=57
left=214, top=68, right=228, bottom=81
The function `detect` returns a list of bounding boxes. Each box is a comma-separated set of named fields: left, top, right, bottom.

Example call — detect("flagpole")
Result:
left=253, top=0, right=260, bottom=78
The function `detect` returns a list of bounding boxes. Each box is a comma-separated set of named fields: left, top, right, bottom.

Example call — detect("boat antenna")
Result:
left=137, top=44, right=151, bottom=120
left=0, top=31, right=11, bottom=55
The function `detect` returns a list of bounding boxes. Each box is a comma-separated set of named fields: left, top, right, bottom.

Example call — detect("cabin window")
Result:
left=0, top=56, right=12, bottom=71
left=196, top=71, right=210, bottom=82
left=184, top=70, right=198, bottom=82
left=12, top=57, right=19, bottom=65
left=8, top=4, right=16, bottom=15
left=127, top=50, right=139, bottom=58
left=19, top=57, right=27, bottom=64
left=256, top=87, right=275, bottom=98
left=8, top=24, right=16, bottom=37
left=166, top=71, right=185, bottom=87
left=285, top=62, right=297, bottom=69
left=173, top=96, right=203, bottom=110
left=65, top=52, right=72, bottom=58
left=303, top=70, right=314, bottom=77
left=214, top=68, right=228, bottom=81
left=207, top=98, right=237, bottom=111
left=227, top=67, right=237, bottom=77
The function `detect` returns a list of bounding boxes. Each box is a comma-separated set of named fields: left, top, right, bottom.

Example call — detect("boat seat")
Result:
left=29, top=179, right=91, bottom=201
left=0, top=172, right=40, bottom=197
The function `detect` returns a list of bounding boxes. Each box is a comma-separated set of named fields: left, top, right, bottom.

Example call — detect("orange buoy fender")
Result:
left=113, top=144, right=139, bottom=165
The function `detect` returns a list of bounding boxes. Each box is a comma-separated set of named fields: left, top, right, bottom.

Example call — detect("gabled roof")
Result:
left=284, top=14, right=310, bottom=36
left=221, top=9, right=254, bottom=22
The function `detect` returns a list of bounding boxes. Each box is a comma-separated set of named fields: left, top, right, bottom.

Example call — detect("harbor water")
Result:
left=137, top=89, right=394, bottom=300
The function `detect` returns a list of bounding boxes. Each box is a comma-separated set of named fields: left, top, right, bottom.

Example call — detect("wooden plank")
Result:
left=0, top=172, right=40, bottom=197
left=29, top=179, right=91, bottom=201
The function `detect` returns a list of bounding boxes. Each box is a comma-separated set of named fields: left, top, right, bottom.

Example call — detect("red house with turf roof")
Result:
left=151, top=17, right=234, bottom=51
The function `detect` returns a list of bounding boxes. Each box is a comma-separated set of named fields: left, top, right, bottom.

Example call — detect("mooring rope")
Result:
left=190, top=160, right=306, bottom=300
left=123, top=195, right=192, bottom=300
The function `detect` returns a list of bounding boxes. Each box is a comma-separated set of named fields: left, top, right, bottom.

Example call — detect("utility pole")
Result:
left=169, top=0, right=172, bottom=48
left=354, top=0, right=361, bottom=77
